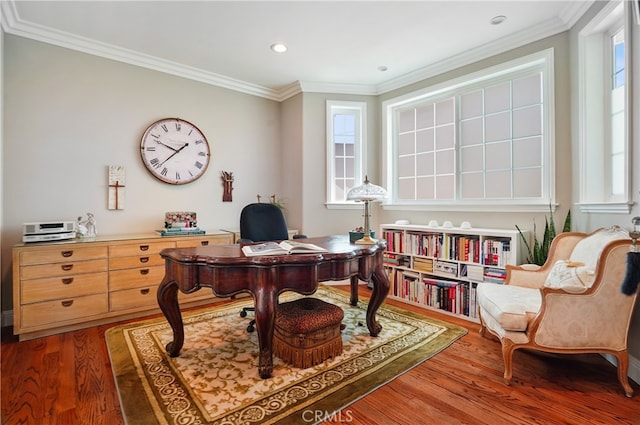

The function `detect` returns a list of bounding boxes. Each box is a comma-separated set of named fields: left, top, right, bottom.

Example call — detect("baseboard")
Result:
left=2, top=309, right=13, bottom=327
left=601, top=353, right=639, bottom=385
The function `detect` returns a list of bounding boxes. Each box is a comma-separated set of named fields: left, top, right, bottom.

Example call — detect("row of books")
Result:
left=385, top=255, right=506, bottom=285
left=386, top=267, right=478, bottom=318
left=383, top=230, right=511, bottom=267
left=483, top=267, right=507, bottom=284
left=383, top=252, right=410, bottom=267
left=382, top=230, right=405, bottom=253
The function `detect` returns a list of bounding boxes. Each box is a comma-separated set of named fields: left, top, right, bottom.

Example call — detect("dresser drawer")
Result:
left=22, top=272, right=108, bottom=304
left=21, top=259, right=108, bottom=280
left=109, top=254, right=165, bottom=270
left=109, top=266, right=165, bottom=291
left=175, top=235, right=233, bottom=248
left=110, top=287, right=157, bottom=311
left=21, top=293, right=108, bottom=328
left=20, top=246, right=108, bottom=265
left=109, top=241, right=175, bottom=257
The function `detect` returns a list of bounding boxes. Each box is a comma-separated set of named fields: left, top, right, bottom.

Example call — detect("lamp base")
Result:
left=355, top=235, right=377, bottom=245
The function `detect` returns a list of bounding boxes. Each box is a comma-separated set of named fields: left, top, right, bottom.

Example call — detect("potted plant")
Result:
left=516, top=206, right=571, bottom=266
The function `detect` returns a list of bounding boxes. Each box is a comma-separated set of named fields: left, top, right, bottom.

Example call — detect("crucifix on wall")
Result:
left=108, top=165, right=126, bottom=210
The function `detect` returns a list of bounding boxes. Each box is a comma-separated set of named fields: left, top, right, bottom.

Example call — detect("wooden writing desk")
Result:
left=157, top=235, right=389, bottom=378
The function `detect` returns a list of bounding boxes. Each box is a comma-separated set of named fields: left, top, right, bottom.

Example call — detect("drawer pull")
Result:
left=140, top=288, right=150, bottom=295
left=61, top=300, right=74, bottom=307
left=139, top=245, right=149, bottom=251
left=61, top=278, right=74, bottom=285
left=61, top=250, right=73, bottom=258
left=61, top=264, right=73, bottom=271
left=139, top=269, right=150, bottom=275
left=201, top=241, right=209, bottom=246
left=139, top=257, right=150, bottom=263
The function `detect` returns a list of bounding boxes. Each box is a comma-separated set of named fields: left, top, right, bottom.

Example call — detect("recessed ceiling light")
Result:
left=490, top=15, right=507, bottom=25
left=270, top=43, right=287, bottom=53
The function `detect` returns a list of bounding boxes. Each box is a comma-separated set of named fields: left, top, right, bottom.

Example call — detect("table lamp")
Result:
left=346, top=176, right=387, bottom=244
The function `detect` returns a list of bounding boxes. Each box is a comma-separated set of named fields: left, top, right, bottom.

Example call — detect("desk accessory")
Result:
left=158, top=211, right=204, bottom=236
left=346, top=176, right=387, bottom=244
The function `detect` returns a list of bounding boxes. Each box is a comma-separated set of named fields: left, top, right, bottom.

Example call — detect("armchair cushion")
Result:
left=541, top=228, right=627, bottom=293
left=543, top=260, right=594, bottom=293
left=476, top=283, right=541, bottom=332
left=569, top=227, right=628, bottom=269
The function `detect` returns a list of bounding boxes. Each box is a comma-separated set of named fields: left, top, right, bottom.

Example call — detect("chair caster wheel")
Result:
left=240, top=310, right=247, bottom=318
left=247, top=324, right=255, bottom=333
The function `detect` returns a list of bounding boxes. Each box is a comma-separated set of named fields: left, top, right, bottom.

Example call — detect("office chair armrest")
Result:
left=293, top=234, right=307, bottom=239
left=237, top=238, right=254, bottom=244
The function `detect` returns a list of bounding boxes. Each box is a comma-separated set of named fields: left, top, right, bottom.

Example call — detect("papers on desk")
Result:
left=242, top=240, right=327, bottom=256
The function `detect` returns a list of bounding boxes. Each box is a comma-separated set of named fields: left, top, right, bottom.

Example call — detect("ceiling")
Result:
left=1, top=1, right=593, bottom=101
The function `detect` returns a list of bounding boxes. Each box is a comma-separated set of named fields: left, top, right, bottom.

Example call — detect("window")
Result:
left=578, top=0, right=631, bottom=213
left=383, top=50, right=553, bottom=211
left=326, top=101, right=366, bottom=204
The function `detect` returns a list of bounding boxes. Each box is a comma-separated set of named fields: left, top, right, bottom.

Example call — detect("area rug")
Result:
left=106, top=286, right=467, bottom=425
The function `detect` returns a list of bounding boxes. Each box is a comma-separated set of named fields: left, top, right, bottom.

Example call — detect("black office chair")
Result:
left=238, top=203, right=306, bottom=332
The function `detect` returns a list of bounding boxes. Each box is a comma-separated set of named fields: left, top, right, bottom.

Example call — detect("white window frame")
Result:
left=326, top=100, right=367, bottom=206
left=382, top=49, right=555, bottom=212
left=577, top=0, right=633, bottom=214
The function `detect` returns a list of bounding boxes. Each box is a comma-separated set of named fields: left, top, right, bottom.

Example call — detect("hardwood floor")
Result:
left=2, top=284, right=639, bottom=424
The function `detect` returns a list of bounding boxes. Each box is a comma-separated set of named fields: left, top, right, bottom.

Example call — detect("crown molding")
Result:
left=0, top=0, right=283, bottom=101
left=297, top=81, right=378, bottom=96
left=374, top=1, right=593, bottom=96
left=1, top=0, right=593, bottom=101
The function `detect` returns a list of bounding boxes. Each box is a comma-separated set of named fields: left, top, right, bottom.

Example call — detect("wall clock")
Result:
left=140, top=118, right=211, bottom=185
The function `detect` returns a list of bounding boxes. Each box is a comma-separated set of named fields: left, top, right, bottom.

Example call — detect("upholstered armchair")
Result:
left=477, top=227, right=638, bottom=397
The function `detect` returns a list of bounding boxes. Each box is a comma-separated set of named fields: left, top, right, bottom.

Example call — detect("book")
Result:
left=241, top=240, right=327, bottom=256
left=156, top=228, right=205, bottom=237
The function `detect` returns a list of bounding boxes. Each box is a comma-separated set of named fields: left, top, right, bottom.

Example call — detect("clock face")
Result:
left=140, top=118, right=211, bottom=185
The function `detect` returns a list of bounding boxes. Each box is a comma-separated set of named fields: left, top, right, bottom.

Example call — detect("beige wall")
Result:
left=1, top=35, right=284, bottom=312
left=279, top=94, right=304, bottom=231
left=298, top=93, right=379, bottom=237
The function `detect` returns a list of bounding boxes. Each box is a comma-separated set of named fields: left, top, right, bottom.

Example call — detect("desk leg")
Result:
left=157, top=277, right=184, bottom=357
left=254, top=287, right=278, bottom=379
left=349, top=275, right=359, bottom=306
left=366, top=263, right=390, bottom=337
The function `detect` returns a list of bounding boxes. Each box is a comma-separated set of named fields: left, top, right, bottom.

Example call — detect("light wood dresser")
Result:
left=12, top=231, right=234, bottom=340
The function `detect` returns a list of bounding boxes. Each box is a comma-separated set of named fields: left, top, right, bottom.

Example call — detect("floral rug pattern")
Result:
left=106, top=286, right=467, bottom=425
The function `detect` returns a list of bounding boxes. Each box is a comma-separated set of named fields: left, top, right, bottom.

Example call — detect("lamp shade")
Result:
left=346, top=176, right=387, bottom=202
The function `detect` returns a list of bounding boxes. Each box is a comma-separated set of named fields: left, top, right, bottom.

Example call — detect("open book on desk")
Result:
left=242, top=240, right=327, bottom=257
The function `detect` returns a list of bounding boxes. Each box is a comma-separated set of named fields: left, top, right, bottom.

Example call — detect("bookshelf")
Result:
left=380, top=223, right=527, bottom=322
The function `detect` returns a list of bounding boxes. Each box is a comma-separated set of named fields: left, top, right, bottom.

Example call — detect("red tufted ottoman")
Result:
left=273, top=297, right=345, bottom=368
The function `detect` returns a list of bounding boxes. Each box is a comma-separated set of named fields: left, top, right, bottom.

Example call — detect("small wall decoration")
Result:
left=108, top=165, right=126, bottom=210
left=221, top=171, right=234, bottom=202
